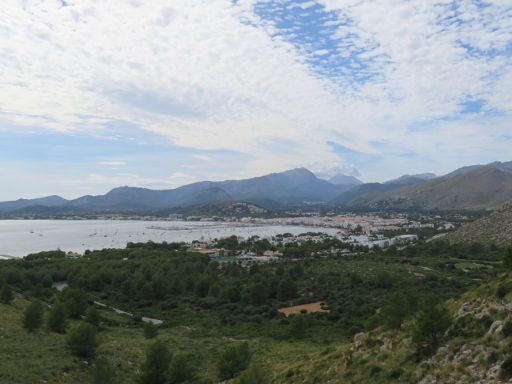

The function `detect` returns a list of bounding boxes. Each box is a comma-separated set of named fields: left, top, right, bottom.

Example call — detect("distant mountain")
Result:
left=351, top=162, right=512, bottom=211
left=0, top=168, right=350, bottom=214
left=384, top=173, right=436, bottom=186
left=447, top=203, right=512, bottom=244
left=0, top=195, right=67, bottom=212
left=332, top=172, right=435, bottom=207
left=328, top=174, right=363, bottom=186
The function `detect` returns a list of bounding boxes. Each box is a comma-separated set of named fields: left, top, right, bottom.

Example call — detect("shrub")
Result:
left=60, top=288, right=88, bottom=319
left=412, top=296, right=452, bottom=356
left=289, top=314, right=309, bottom=337
left=48, top=301, right=68, bottom=333
left=168, top=353, right=196, bottom=384
left=66, top=323, right=99, bottom=358
left=496, top=282, right=512, bottom=299
left=23, top=300, right=44, bottom=332
left=143, top=322, right=158, bottom=339
left=0, top=284, right=14, bottom=304
left=503, top=319, right=512, bottom=338
left=140, top=340, right=171, bottom=384
left=501, top=355, right=512, bottom=379
left=237, top=364, right=269, bottom=384
left=217, top=342, right=252, bottom=380
left=91, top=357, right=116, bottom=384
left=85, top=306, right=101, bottom=327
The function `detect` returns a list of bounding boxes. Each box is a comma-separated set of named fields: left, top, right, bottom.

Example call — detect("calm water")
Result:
left=0, top=220, right=338, bottom=258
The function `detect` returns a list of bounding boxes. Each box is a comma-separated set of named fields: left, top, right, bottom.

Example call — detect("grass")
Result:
left=0, top=296, right=338, bottom=383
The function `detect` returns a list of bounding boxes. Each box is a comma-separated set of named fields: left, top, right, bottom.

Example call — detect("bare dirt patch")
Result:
left=278, top=301, right=329, bottom=317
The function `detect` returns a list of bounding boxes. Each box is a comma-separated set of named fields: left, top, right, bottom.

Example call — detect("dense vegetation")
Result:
left=0, top=239, right=509, bottom=382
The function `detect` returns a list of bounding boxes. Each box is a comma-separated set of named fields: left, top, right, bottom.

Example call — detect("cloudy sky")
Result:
left=1, top=0, right=511, bottom=200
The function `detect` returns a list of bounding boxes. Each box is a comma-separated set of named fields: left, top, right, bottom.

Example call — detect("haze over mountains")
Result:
left=1, top=161, right=512, bottom=214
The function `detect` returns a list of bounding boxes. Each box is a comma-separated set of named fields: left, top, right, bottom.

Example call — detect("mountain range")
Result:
left=1, top=161, right=512, bottom=215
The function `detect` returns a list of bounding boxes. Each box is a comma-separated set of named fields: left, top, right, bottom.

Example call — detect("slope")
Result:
left=351, top=163, right=512, bottom=210
left=448, top=203, right=512, bottom=245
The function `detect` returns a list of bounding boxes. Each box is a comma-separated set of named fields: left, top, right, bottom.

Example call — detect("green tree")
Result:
left=140, top=340, right=171, bottom=384
left=412, top=296, right=452, bottom=356
left=289, top=314, right=309, bottom=337
left=48, top=301, right=68, bottom=333
left=504, top=245, right=512, bottom=270
left=0, top=284, right=14, bottom=305
left=143, top=322, right=158, bottom=339
left=91, top=357, right=116, bottom=384
left=85, top=306, right=101, bottom=327
left=67, top=323, right=99, bottom=358
left=23, top=300, right=44, bottom=332
left=168, top=353, right=196, bottom=384
left=381, top=292, right=416, bottom=330
left=60, top=288, right=88, bottom=319
left=217, top=342, right=251, bottom=380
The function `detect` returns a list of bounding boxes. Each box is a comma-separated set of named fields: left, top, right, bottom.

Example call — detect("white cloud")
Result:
left=0, top=0, right=511, bottom=186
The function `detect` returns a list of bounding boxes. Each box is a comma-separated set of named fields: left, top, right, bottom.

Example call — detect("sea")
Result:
left=0, top=219, right=339, bottom=258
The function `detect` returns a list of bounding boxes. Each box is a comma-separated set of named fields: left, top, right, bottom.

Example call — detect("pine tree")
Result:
left=0, top=284, right=14, bottom=305
left=23, top=300, right=44, bottom=332
left=48, top=301, right=68, bottom=333
left=66, top=323, right=99, bottom=358
left=140, top=340, right=172, bottom=384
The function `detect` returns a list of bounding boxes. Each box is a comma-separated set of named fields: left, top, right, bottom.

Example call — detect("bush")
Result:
left=217, top=342, right=252, bottom=380
left=236, top=364, right=269, bottom=384
left=0, top=284, right=14, bottom=304
left=66, top=323, right=99, bottom=358
left=412, top=296, right=452, bottom=356
left=289, top=314, right=309, bottom=337
left=91, top=357, right=116, bottom=384
left=503, top=246, right=512, bottom=270
left=48, top=301, right=68, bottom=333
left=501, top=355, right=512, bottom=379
left=23, top=300, right=44, bottom=332
left=503, top=319, right=512, bottom=338
left=140, top=340, right=171, bottom=384
left=168, top=353, right=196, bottom=384
left=496, top=282, right=512, bottom=299
left=60, top=288, right=88, bottom=319
left=85, top=306, right=101, bottom=327
left=144, top=323, right=158, bottom=339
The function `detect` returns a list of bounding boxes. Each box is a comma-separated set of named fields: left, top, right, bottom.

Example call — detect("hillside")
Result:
left=448, top=203, right=512, bottom=245
left=285, top=272, right=512, bottom=383
left=350, top=162, right=512, bottom=211
left=0, top=240, right=503, bottom=383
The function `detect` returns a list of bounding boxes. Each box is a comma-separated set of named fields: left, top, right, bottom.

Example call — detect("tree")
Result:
left=85, top=306, right=101, bottom=327
left=23, top=300, right=44, bottom=332
left=140, top=340, right=171, bottom=384
left=0, top=284, right=14, bottom=305
left=289, top=314, right=309, bottom=337
left=381, top=292, right=416, bottom=330
left=60, top=288, right=88, bottom=319
left=504, top=245, right=512, bottom=270
left=168, top=353, right=196, bottom=384
left=143, top=322, right=158, bottom=339
left=67, top=323, right=99, bottom=358
left=91, top=357, right=116, bottom=384
left=217, top=342, right=251, bottom=380
left=48, top=301, right=68, bottom=333
left=412, top=296, right=452, bottom=356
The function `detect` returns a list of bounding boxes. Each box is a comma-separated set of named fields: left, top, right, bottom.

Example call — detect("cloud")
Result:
left=0, top=0, right=511, bottom=191
left=98, top=161, right=127, bottom=167
left=309, top=161, right=360, bottom=179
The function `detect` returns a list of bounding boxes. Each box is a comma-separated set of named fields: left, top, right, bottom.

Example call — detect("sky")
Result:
left=0, top=0, right=511, bottom=200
